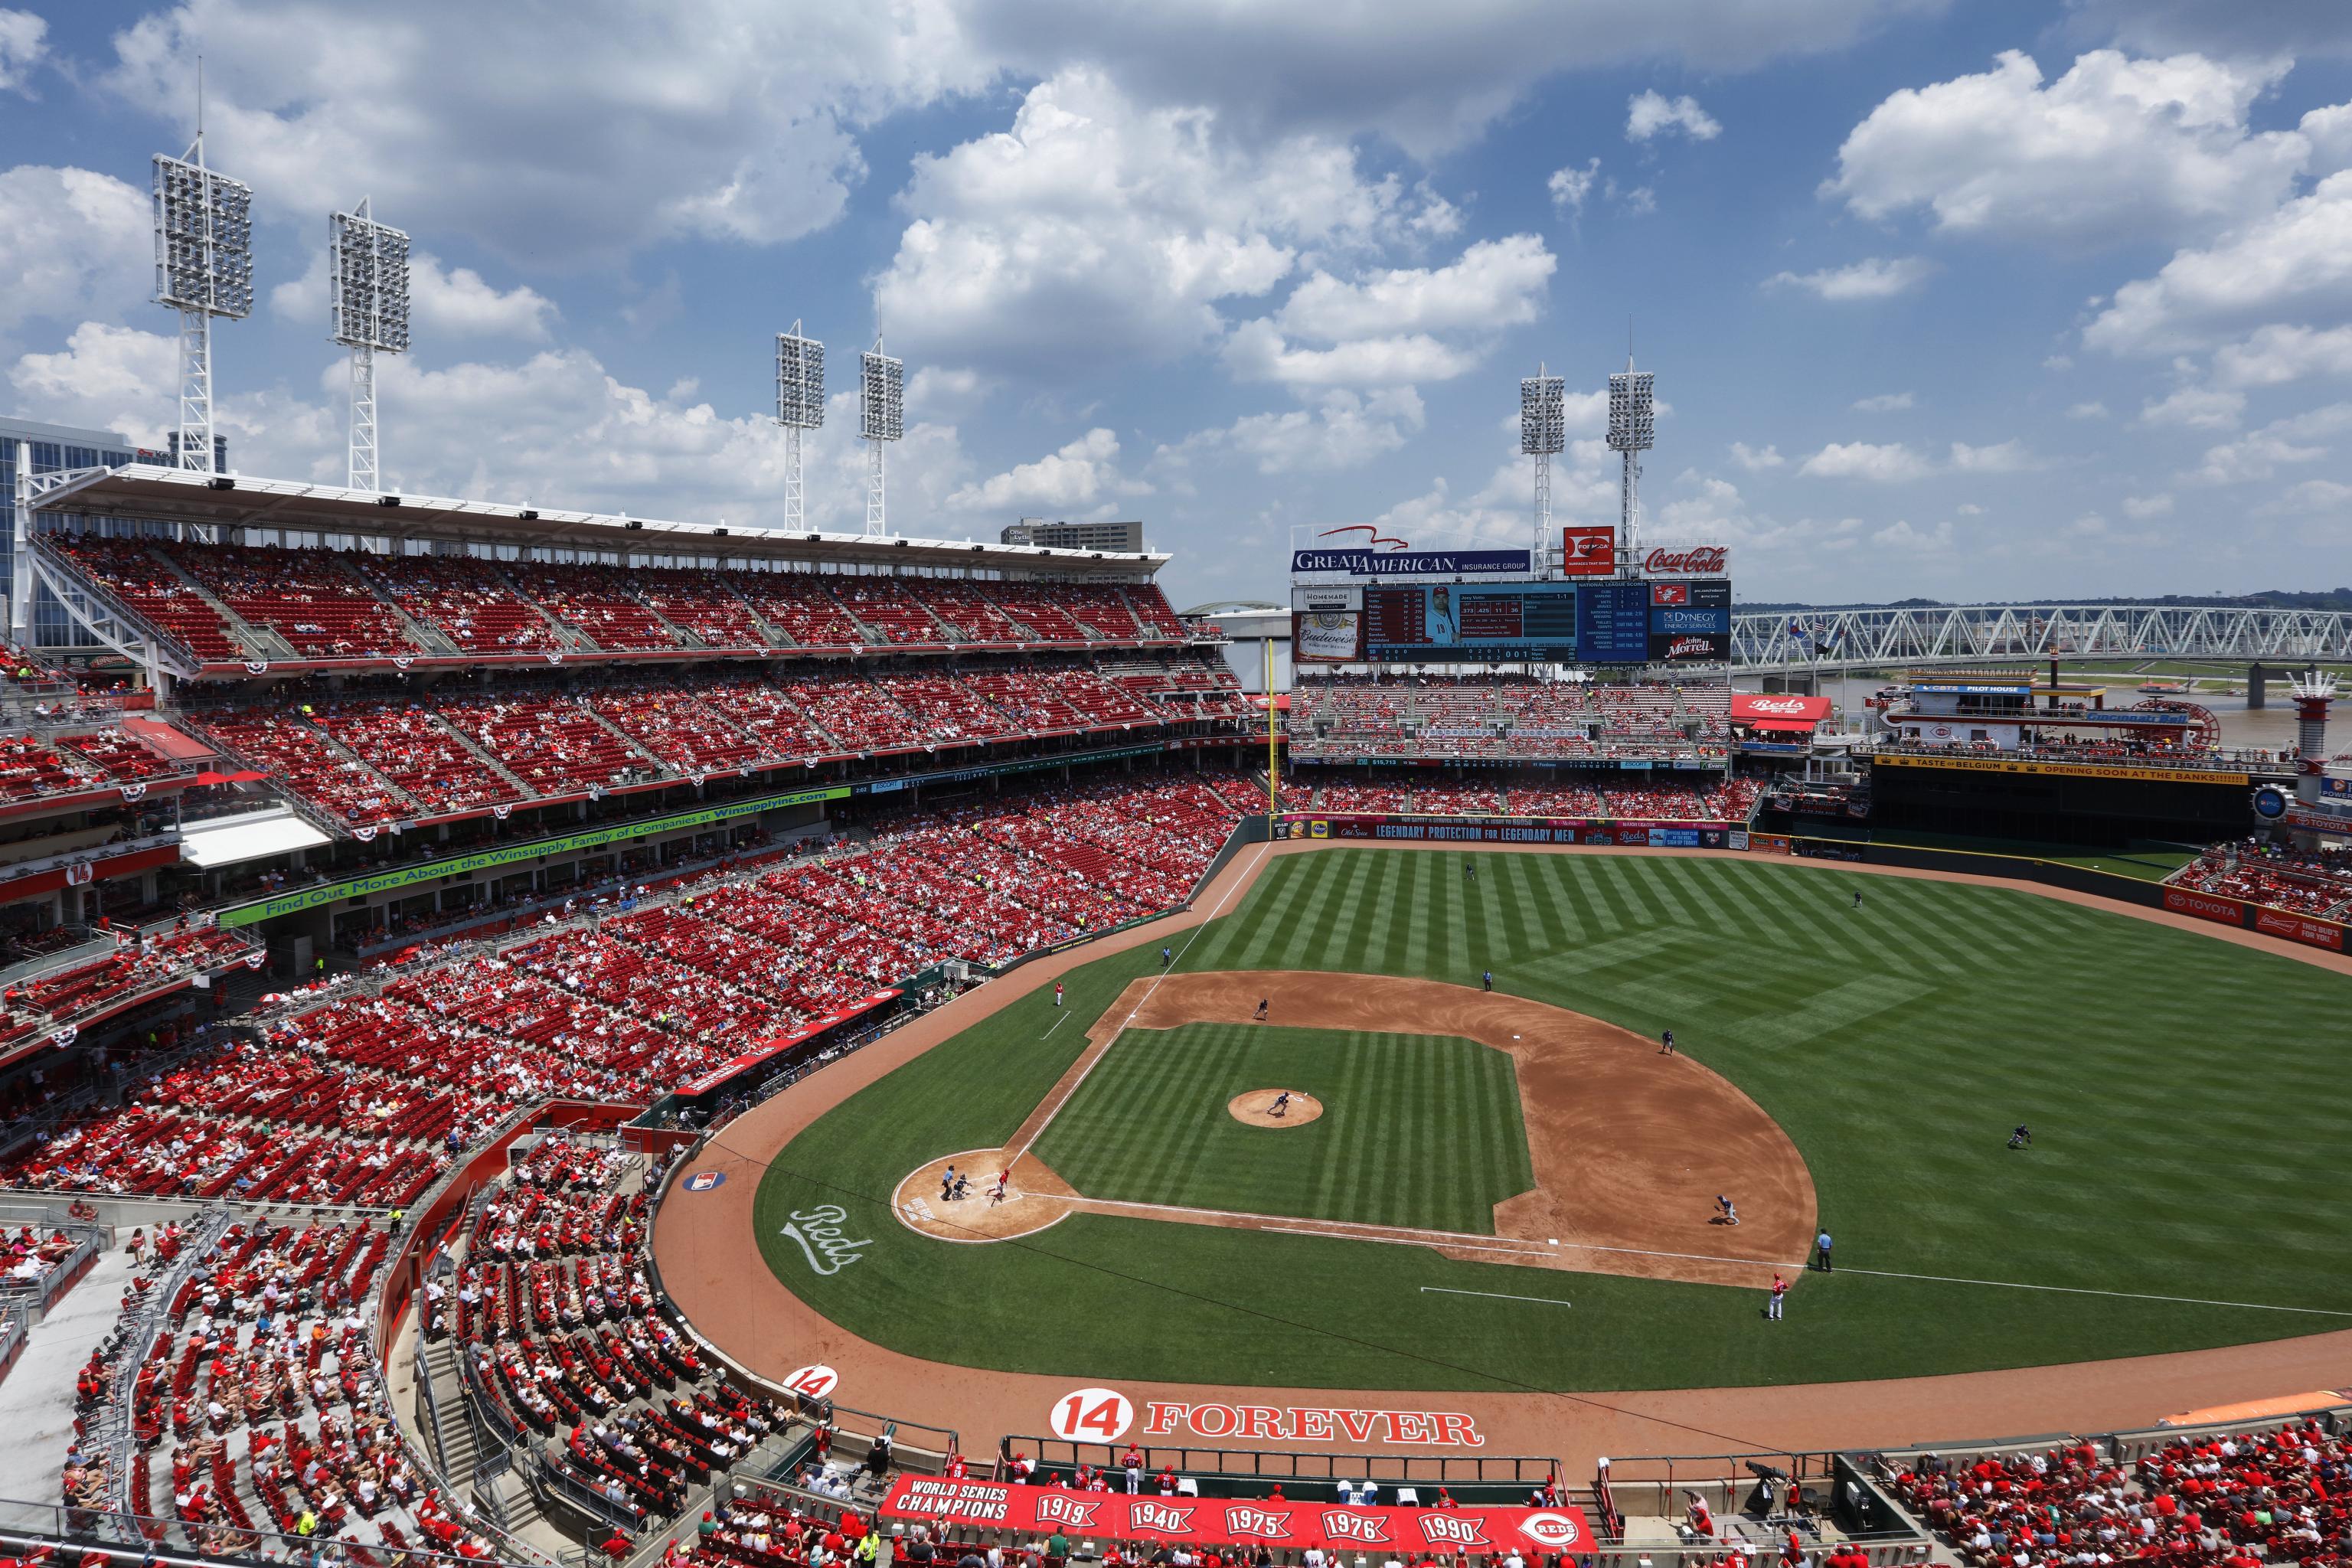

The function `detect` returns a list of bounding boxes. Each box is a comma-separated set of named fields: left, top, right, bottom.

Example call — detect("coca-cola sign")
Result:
left=1643, top=545, right=1728, bottom=576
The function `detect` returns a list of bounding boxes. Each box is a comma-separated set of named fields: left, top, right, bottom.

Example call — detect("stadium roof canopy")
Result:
left=34, top=465, right=1170, bottom=578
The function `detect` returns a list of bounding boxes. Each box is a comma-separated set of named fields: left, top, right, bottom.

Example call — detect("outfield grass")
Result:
left=1860, top=828, right=2200, bottom=881
left=753, top=848, right=2352, bottom=1392
left=1034, top=1022, right=1534, bottom=1234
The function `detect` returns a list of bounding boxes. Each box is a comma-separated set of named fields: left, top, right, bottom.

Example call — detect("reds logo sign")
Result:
left=1643, top=545, right=1728, bottom=576
left=1518, top=1513, right=1586, bottom=1550
left=1320, top=1511, right=1393, bottom=1545
left=1223, top=1508, right=1292, bottom=1540
left=1128, top=1502, right=1196, bottom=1537
left=1650, top=583, right=1689, bottom=606
left=1419, top=1515, right=1491, bottom=1548
left=1743, top=695, right=1812, bottom=717
left=1034, top=1496, right=1100, bottom=1530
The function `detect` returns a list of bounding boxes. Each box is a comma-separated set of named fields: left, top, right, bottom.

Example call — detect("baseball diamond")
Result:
left=654, top=838, right=2352, bottom=1465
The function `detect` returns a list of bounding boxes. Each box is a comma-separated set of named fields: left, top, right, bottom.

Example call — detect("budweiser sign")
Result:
left=1642, top=545, right=1728, bottom=576
left=2253, top=906, right=2346, bottom=952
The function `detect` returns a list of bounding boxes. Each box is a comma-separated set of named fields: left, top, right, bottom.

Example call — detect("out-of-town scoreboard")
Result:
left=1291, top=536, right=1729, bottom=666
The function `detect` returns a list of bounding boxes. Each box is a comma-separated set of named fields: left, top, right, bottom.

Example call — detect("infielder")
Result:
left=1271, top=1091, right=1292, bottom=1118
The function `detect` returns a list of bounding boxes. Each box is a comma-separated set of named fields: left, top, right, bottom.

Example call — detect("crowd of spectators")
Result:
left=183, top=655, right=1246, bottom=829
left=1290, top=776, right=1764, bottom=822
left=1291, top=677, right=1733, bottom=763
left=0, top=772, right=1263, bottom=1196
left=0, top=925, right=256, bottom=1055
left=52, top=535, right=1195, bottom=663
left=1883, top=1419, right=2352, bottom=1568
left=2174, top=839, right=2352, bottom=918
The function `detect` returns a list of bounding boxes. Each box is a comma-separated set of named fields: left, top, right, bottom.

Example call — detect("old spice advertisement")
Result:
left=880, top=1478, right=1592, bottom=1553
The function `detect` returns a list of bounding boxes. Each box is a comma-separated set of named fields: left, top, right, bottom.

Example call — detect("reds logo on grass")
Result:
left=1034, top=1495, right=1100, bottom=1530
left=1127, top=1502, right=1197, bottom=1537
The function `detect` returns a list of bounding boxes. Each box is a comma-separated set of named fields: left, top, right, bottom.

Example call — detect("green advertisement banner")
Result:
left=218, top=785, right=850, bottom=927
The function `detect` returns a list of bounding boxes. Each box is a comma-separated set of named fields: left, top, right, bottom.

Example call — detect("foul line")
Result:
left=1832, top=1266, right=2352, bottom=1318
left=1011, top=841, right=1272, bottom=1162
left=1422, top=1286, right=1572, bottom=1308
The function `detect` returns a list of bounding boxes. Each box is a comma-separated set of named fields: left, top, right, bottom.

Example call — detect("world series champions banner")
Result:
left=880, top=1478, right=1595, bottom=1555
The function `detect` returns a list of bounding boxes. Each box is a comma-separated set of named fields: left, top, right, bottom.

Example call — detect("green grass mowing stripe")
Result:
left=1413, top=1034, right=1449, bottom=1230
left=1300, top=845, right=1370, bottom=961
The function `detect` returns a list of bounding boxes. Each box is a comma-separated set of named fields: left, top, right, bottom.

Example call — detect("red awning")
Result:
left=1247, top=693, right=1292, bottom=711
left=1730, top=692, right=1831, bottom=724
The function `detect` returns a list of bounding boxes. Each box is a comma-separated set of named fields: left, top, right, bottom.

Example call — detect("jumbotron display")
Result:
left=1301, top=577, right=1730, bottom=664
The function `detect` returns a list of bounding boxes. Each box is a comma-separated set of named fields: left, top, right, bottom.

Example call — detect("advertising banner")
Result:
left=879, top=1478, right=1593, bottom=1556
left=1292, top=585, right=1363, bottom=612
left=676, top=990, right=902, bottom=1096
left=1872, top=754, right=2250, bottom=786
left=1648, top=578, right=1731, bottom=663
left=1640, top=545, right=1729, bottom=577
left=1560, top=525, right=1615, bottom=577
left=1291, top=548, right=1530, bottom=576
left=1306, top=815, right=1725, bottom=848
left=1730, top=693, right=1831, bottom=725
left=1293, top=610, right=1364, bottom=663
left=2161, top=887, right=2247, bottom=926
left=1576, top=580, right=1651, bottom=664
left=2252, top=906, right=2347, bottom=952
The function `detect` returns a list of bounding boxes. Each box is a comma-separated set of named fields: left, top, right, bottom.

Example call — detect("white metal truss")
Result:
left=1732, top=603, right=2352, bottom=674
left=176, top=309, right=213, bottom=472
left=348, top=341, right=377, bottom=492
left=1521, top=370, right=1564, bottom=564
left=775, top=322, right=824, bottom=535
left=866, top=438, right=887, bottom=539
left=18, top=469, right=198, bottom=691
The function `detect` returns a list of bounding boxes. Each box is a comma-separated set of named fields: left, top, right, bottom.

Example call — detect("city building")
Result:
left=1000, top=516, right=1146, bottom=552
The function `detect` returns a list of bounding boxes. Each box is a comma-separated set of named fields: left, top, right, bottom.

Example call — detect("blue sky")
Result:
left=5, top=0, right=2352, bottom=609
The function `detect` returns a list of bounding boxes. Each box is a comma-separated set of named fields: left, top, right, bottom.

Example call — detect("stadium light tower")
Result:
left=1606, top=353, right=1656, bottom=571
left=860, top=336, right=903, bottom=538
left=775, top=321, right=825, bottom=535
left=1520, top=364, right=1566, bottom=565
left=328, top=198, right=411, bottom=492
left=152, top=106, right=255, bottom=474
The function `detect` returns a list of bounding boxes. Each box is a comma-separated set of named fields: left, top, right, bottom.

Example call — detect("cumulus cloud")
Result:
left=270, top=249, right=559, bottom=341
left=1730, top=441, right=1785, bottom=470
left=1853, top=391, right=1915, bottom=411
left=0, top=167, right=152, bottom=335
left=2088, top=172, right=2352, bottom=355
left=1160, top=388, right=1427, bottom=475
left=1625, top=90, right=1720, bottom=142
left=948, top=427, right=1143, bottom=513
left=1763, top=257, right=1931, bottom=300
left=2066, top=401, right=2109, bottom=419
left=1824, top=50, right=2308, bottom=247
left=1547, top=158, right=1600, bottom=214
left=2139, top=386, right=2244, bottom=429
left=2123, top=492, right=2175, bottom=518
left=1798, top=441, right=1932, bottom=481
left=1274, top=236, right=1556, bottom=341
left=8, top=322, right=181, bottom=447
left=2184, top=403, right=2352, bottom=485
left=2213, top=325, right=2352, bottom=387
left=0, top=8, right=44, bottom=93
left=871, top=68, right=1462, bottom=374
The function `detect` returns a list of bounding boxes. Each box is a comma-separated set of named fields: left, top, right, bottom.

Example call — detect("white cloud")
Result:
left=0, top=8, right=44, bottom=93
left=2066, top=400, right=2109, bottom=419
left=1825, top=50, right=2308, bottom=247
left=1955, top=502, right=1984, bottom=514
left=948, top=427, right=1142, bottom=513
left=1608, top=179, right=1658, bottom=215
left=270, top=250, right=559, bottom=341
left=1871, top=518, right=1953, bottom=550
left=1763, top=256, right=1931, bottom=300
left=906, top=366, right=995, bottom=420
left=1948, top=439, right=2037, bottom=473
left=1274, top=236, right=1555, bottom=341
left=1730, top=441, right=1785, bottom=470
left=2139, top=386, right=2244, bottom=429
left=1625, top=90, right=1720, bottom=142
left=1220, top=321, right=1479, bottom=386
left=0, top=166, right=152, bottom=335
left=1852, top=391, right=1915, bottom=411
left=1162, top=388, right=1427, bottom=475
left=1798, top=441, right=1931, bottom=481
left=2123, top=492, right=2175, bottom=518
left=873, top=67, right=1456, bottom=373
left=100, top=2, right=997, bottom=268
left=2266, top=478, right=2352, bottom=513
left=2089, top=172, right=2352, bottom=355
left=2213, top=324, right=2352, bottom=387
left=1547, top=159, right=1600, bottom=214
left=2184, top=403, right=2352, bottom=484
left=8, top=322, right=180, bottom=447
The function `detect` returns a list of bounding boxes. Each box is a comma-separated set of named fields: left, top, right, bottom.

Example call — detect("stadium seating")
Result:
left=52, top=538, right=252, bottom=663
left=161, top=544, right=425, bottom=660
left=1290, top=677, right=1730, bottom=763
left=354, top=554, right=564, bottom=653
left=2176, top=839, right=2352, bottom=917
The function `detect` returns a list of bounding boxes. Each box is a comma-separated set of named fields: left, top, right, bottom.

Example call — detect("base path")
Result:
left=654, top=838, right=2352, bottom=1469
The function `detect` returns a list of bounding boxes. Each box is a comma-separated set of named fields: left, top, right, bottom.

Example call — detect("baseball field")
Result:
left=723, top=844, right=2352, bottom=1398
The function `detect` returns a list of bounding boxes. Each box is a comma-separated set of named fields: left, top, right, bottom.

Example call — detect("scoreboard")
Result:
left=1340, top=579, right=1729, bottom=664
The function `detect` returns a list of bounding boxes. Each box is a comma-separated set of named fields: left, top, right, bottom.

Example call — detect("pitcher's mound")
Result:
left=1228, top=1089, right=1323, bottom=1129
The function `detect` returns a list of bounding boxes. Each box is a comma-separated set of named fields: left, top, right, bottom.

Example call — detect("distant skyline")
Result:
left=4, top=2, right=2352, bottom=608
